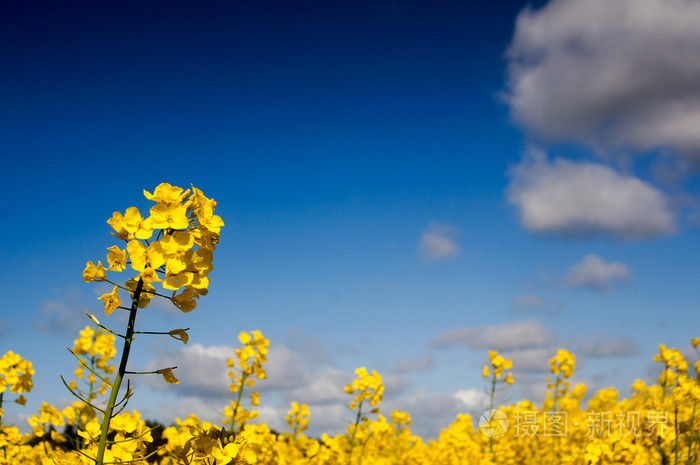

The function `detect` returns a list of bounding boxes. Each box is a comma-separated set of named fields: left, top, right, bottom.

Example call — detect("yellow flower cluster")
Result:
left=223, top=331, right=270, bottom=432
left=160, top=416, right=258, bottom=465
left=27, top=402, right=65, bottom=437
left=483, top=350, right=514, bottom=385
left=61, top=325, right=121, bottom=443
left=0, top=351, right=34, bottom=414
left=73, top=326, right=116, bottom=380
left=233, top=330, right=269, bottom=382
left=543, top=349, right=577, bottom=412
left=83, top=183, right=224, bottom=315
left=550, top=348, right=575, bottom=378
left=285, top=402, right=310, bottom=436
left=1, top=336, right=699, bottom=465
left=80, top=411, right=153, bottom=463
left=344, top=367, right=384, bottom=411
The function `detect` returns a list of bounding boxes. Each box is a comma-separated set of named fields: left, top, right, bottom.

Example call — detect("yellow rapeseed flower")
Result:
left=97, top=285, right=121, bottom=316
left=157, top=368, right=180, bottom=385
left=82, top=261, right=107, bottom=282
left=105, top=246, right=127, bottom=271
left=169, top=329, right=189, bottom=344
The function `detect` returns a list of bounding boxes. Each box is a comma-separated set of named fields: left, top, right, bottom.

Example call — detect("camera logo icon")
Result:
left=479, top=409, right=509, bottom=438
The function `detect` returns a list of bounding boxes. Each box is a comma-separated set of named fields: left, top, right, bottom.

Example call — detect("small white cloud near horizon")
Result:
left=141, top=342, right=488, bottom=440
left=454, top=388, right=490, bottom=411
left=431, top=319, right=557, bottom=351
left=565, top=254, right=631, bottom=292
left=507, top=152, right=675, bottom=240
left=417, top=222, right=460, bottom=262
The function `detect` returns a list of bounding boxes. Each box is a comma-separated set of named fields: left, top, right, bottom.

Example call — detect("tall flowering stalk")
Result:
left=481, top=350, right=513, bottom=454
left=80, top=183, right=223, bottom=465
left=0, top=351, right=34, bottom=426
left=223, top=331, right=269, bottom=434
left=343, top=367, right=384, bottom=465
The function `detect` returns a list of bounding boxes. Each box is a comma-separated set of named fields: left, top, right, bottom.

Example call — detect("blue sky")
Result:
left=2, top=0, right=700, bottom=439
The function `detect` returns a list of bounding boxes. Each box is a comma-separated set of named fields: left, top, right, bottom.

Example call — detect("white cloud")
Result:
left=145, top=343, right=316, bottom=397
left=145, top=343, right=231, bottom=397
left=34, top=287, right=96, bottom=337
left=508, top=154, right=674, bottom=239
left=578, top=333, right=638, bottom=357
left=383, top=390, right=485, bottom=440
left=394, top=353, right=434, bottom=373
left=282, top=366, right=351, bottom=406
left=454, top=388, right=490, bottom=411
left=430, top=320, right=557, bottom=350
left=141, top=343, right=488, bottom=440
left=417, top=222, right=460, bottom=262
left=505, top=0, right=700, bottom=160
left=154, top=395, right=223, bottom=426
left=511, top=295, right=564, bottom=315
left=284, top=327, right=334, bottom=367
left=565, top=254, right=631, bottom=292
left=502, top=348, right=557, bottom=373
left=144, top=343, right=358, bottom=436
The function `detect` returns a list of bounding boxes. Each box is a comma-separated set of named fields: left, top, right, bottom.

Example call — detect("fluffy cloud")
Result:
left=143, top=342, right=481, bottom=439
left=34, top=287, right=96, bottom=337
left=511, top=295, right=564, bottom=315
left=454, top=388, right=490, bottom=411
left=417, top=222, right=460, bottom=262
left=144, top=343, right=357, bottom=435
left=565, top=254, right=631, bottom=292
left=145, top=343, right=231, bottom=397
left=430, top=320, right=557, bottom=350
left=507, top=154, right=674, bottom=239
left=394, top=353, right=435, bottom=374
left=502, top=348, right=557, bottom=373
left=154, top=395, right=223, bottom=426
left=578, top=333, right=638, bottom=357
left=383, top=390, right=487, bottom=440
left=145, top=343, right=315, bottom=397
left=505, top=0, right=700, bottom=160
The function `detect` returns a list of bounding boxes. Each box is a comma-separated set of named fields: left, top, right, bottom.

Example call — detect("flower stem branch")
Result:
left=124, top=366, right=178, bottom=375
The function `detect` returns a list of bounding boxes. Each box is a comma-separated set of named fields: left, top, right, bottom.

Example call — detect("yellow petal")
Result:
left=169, top=329, right=189, bottom=344
left=156, top=368, right=179, bottom=384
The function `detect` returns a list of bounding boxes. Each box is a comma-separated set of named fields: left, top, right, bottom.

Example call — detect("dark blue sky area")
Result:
left=1, top=0, right=537, bottom=331
left=2, top=1, right=528, bottom=185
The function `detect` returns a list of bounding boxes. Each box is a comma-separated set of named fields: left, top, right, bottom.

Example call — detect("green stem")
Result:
left=95, top=278, right=144, bottom=465
left=77, top=355, right=97, bottom=450
left=229, top=372, right=248, bottom=432
left=674, top=405, right=679, bottom=465
left=687, top=401, right=696, bottom=465
left=347, top=400, right=363, bottom=465
left=489, top=374, right=496, bottom=454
